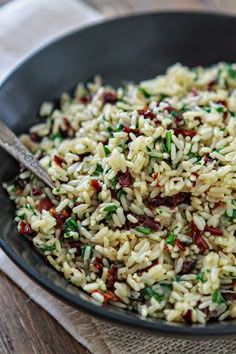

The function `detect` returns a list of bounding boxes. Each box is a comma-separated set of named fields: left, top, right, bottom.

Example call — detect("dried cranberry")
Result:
left=195, top=233, right=208, bottom=253
left=149, top=192, right=191, bottom=208
left=29, top=132, right=41, bottom=142
left=18, top=221, right=35, bottom=236
left=175, top=240, right=186, bottom=251
left=205, top=225, right=223, bottom=236
left=50, top=209, right=69, bottom=229
left=180, top=260, right=196, bottom=274
left=122, top=125, right=140, bottom=135
left=143, top=217, right=160, bottom=231
left=70, top=242, right=81, bottom=256
left=63, top=117, right=72, bottom=130
left=90, top=179, right=102, bottom=192
left=38, top=198, right=54, bottom=212
left=207, top=79, right=217, bottom=91
left=204, top=154, right=214, bottom=163
left=53, top=155, right=66, bottom=167
left=107, top=265, right=118, bottom=290
left=138, top=109, right=156, bottom=119
left=212, top=201, right=223, bottom=210
left=117, top=169, right=132, bottom=187
left=32, top=186, right=42, bottom=196
left=174, top=128, right=196, bottom=137
left=182, top=309, right=193, bottom=323
left=101, top=91, right=117, bottom=104
left=93, top=257, right=103, bottom=272
left=77, top=94, right=92, bottom=104
left=221, top=291, right=236, bottom=301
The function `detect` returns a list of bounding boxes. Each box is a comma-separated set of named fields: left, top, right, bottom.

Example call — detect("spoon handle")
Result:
left=0, top=120, right=54, bottom=189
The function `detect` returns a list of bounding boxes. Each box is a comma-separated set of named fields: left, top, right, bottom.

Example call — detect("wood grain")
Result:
left=1, top=1, right=236, bottom=354
left=0, top=272, right=87, bottom=354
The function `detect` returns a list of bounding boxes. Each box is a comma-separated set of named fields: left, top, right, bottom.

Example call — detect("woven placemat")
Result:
left=0, top=1, right=235, bottom=353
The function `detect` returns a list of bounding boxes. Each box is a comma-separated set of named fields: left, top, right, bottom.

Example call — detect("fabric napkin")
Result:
left=0, top=1, right=236, bottom=353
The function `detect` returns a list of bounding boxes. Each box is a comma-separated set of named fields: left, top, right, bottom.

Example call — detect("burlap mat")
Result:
left=0, top=1, right=235, bottom=353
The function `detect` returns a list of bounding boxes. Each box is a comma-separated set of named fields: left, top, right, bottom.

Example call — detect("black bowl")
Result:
left=1, top=12, right=236, bottom=337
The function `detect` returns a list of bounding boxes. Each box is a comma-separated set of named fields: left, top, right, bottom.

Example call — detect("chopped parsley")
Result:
left=103, top=145, right=111, bottom=156
left=103, top=204, right=117, bottom=212
left=165, top=131, right=172, bottom=153
left=93, top=163, right=103, bottom=176
left=212, top=289, right=225, bottom=304
left=64, top=217, right=78, bottom=233
left=196, top=272, right=206, bottom=283
left=141, top=285, right=165, bottom=302
left=135, top=226, right=153, bottom=235
left=165, top=231, right=175, bottom=246
left=138, top=87, right=151, bottom=98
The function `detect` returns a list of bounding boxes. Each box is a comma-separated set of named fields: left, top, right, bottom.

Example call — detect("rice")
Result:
left=4, top=62, right=236, bottom=324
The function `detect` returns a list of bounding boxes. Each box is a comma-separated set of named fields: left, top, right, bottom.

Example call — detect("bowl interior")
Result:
left=1, top=12, right=236, bottom=336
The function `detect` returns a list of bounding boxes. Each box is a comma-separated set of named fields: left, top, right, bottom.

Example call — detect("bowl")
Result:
left=1, top=11, right=236, bottom=337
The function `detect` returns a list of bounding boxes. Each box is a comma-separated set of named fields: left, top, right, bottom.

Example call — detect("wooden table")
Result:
left=1, top=1, right=236, bottom=353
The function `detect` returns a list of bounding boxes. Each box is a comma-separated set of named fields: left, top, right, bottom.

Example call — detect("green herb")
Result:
left=203, top=106, right=211, bottom=113
left=10, top=185, right=17, bottom=193
left=116, top=189, right=125, bottom=200
left=173, top=275, right=182, bottom=282
left=161, top=141, right=168, bottom=154
left=141, top=285, right=165, bottom=302
left=148, top=152, right=163, bottom=159
left=170, top=110, right=178, bottom=117
left=106, top=126, right=113, bottom=134
left=38, top=244, right=56, bottom=251
left=93, top=164, right=103, bottom=176
left=55, top=187, right=61, bottom=192
left=215, top=105, right=224, bottom=113
left=119, top=142, right=126, bottom=153
left=64, top=217, right=78, bottom=233
left=181, top=104, right=187, bottom=112
left=160, top=281, right=173, bottom=289
left=49, top=132, right=62, bottom=140
left=103, top=204, right=117, bottom=212
left=165, top=231, right=175, bottom=246
left=165, top=131, right=171, bottom=153
left=138, top=87, right=151, bottom=98
left=159, top=93, right=169, bottom=101
left=80, top=245, right=93, bottom=258
left=25, top=203, right=32, bottom=210
left=226, top=64, right=236, bottom=79
left=196, top=272, right=206, bottom=283
left=213, top=147, right=224, bottom=153
left=103, top=145, right=111, bottom=156
left=103, top=211, right=114, bottom=220
left=146, top=146, right=152, bottom=153
left=135, top=226, right=153, bottom=235
left=212, top=289, right=225, bottom=304
left=225, top=209, right=236, bottom=221
left=153, top=136, right=161, bottom=144
left=216, top=68, right=222, bottom=83
left=115, top=123, right=124, bottom=132
left=220, top=127, right=226, bottom=131
left=110, top=176, right=117, bottom=189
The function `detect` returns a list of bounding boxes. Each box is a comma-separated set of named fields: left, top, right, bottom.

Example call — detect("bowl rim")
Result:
left=1, top=10, right=236, bottom=337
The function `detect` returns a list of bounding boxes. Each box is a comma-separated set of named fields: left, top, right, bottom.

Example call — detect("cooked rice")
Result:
left=4, top=63, right=236, bottom=324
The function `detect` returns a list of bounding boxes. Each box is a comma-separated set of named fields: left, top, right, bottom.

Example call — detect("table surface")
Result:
left=1, top=0, right=236, bottom=353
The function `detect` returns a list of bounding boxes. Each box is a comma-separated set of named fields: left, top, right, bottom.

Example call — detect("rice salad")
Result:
left=5, top=63, right=236, bottom=324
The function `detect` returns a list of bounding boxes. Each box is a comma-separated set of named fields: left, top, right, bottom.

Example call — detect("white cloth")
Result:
left=0, top=1, right=236, bottom=353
